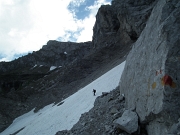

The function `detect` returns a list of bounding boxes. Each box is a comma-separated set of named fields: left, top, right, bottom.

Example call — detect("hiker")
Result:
left=93, top=89, right=96, bottom=96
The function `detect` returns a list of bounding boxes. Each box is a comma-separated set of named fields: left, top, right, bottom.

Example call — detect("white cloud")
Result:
left=76, top=15, right=95, bottom=42
left=0, top=0, right=111, bottom=61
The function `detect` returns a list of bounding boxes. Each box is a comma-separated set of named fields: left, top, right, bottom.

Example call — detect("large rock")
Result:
left=114, top=110, right=138, bottom=134
left=120, top=0, right=180, bottom=134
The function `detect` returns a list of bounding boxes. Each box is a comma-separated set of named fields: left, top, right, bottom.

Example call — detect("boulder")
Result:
left=110, top=107, right=119, bottom=115
left=114, top=110, right=138, bottom=134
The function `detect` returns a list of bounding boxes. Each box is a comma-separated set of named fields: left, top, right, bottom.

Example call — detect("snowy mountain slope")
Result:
left=1, top=61, right=126, bottom=135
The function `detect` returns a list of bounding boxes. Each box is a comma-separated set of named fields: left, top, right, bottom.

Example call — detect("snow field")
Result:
left=0, top=61, right=126, bottom=135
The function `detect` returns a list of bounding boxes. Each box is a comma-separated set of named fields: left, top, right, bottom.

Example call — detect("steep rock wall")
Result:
left=120, top=0, right=180, bottom=134
left=93, top=0, right=156, bottom=49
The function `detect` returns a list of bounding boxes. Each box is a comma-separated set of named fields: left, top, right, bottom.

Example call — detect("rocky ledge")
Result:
left=56, top=87, right=147, bottom=135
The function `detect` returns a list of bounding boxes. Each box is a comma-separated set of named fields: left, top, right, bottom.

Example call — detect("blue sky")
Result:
left=68, top=0, right=94, bottom=20
left=0, top=0, right=111, bottom=61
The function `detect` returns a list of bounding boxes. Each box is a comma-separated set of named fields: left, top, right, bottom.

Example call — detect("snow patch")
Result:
left=31, top=64, right=37, bottom=69
left=1, top=61, right=126, bottom=135
left=50, top=66, right=57, bottom=71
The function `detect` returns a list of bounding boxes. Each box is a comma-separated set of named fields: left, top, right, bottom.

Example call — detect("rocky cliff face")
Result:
left=93, top=0, right=156, bottom=48
left=120, top=0, right=180, bottom=134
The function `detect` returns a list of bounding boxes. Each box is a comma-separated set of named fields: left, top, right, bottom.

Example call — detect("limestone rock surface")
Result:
left=120, top=0, right=180, bottom=134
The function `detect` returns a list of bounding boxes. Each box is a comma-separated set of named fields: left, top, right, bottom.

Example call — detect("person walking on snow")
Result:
left=93, top=89, right=96, bottom=96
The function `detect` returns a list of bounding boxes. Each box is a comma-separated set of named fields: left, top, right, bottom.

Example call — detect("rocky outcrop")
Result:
left=93, top=0, right=156, bottom=49
left=120, top=0, right=180, bottom=134
left=112, top=0, right=157, bottom=39
left=93, top=5, right=121, bottom=48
